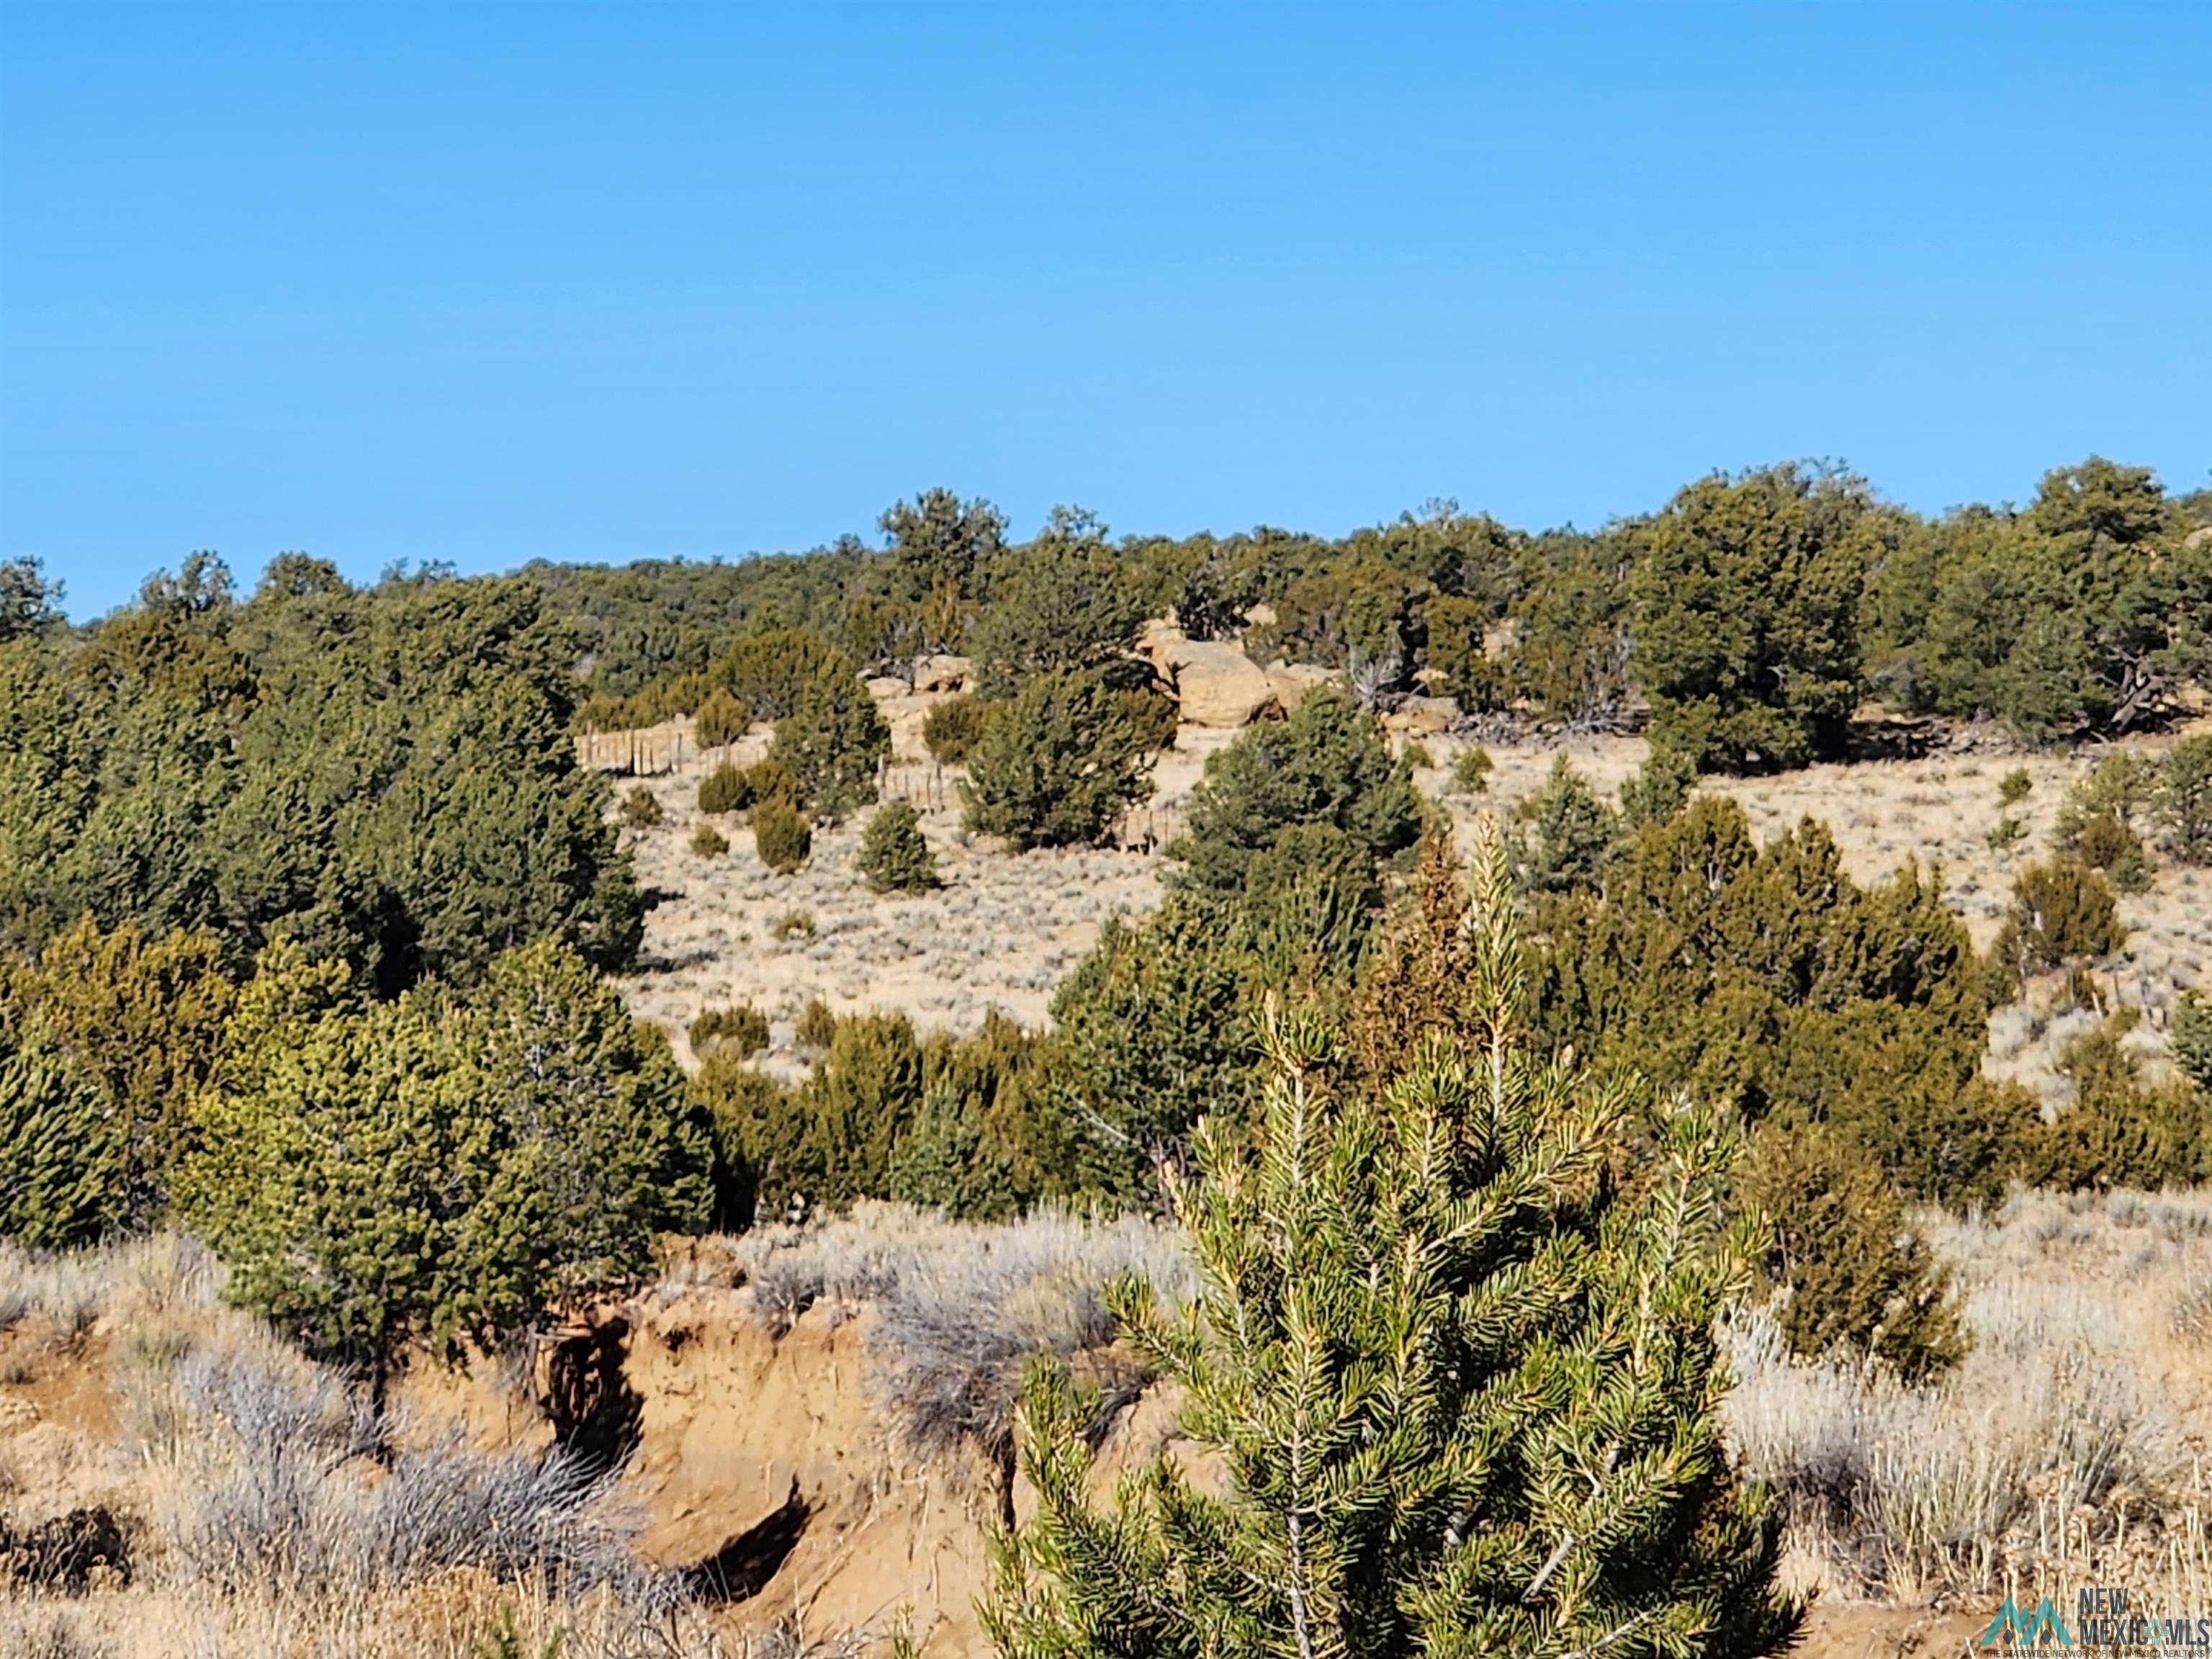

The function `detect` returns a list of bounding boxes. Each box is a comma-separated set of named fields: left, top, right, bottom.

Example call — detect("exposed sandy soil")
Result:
left=0, top=1277, right=2117, bottom=1659
left=0, top=1275, right=2030, bottom=1659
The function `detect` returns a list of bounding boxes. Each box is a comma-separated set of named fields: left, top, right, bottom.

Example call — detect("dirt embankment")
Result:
left=0, top=1278, right=2023, bottom=1658
left=531, top=1294, right=1999, bottom=1658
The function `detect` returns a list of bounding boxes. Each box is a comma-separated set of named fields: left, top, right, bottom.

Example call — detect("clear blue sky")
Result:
left=4, top=3, right=2206, bottom=619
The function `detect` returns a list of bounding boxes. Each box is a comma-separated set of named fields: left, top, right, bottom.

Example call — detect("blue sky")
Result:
left=3, top=3, right=2206, bottom=620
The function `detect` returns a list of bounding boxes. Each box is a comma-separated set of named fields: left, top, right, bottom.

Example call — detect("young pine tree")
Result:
left=989, top=828, right=1799, bottom=1659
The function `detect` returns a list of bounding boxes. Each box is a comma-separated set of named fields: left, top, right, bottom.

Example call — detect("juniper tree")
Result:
left=182, top=940, right=709, bottom=1408
left=967, top=506, right=1147, bottom=698
left=1629, top=462, right=1873, bottom=772
left=988, top=829, right=1799, bottom=1659
left=962, top=668, right=1156, bottom=850
left=1994, top=857, right=2126, bottom=979
left=770, top=668, right=890, bottom=819
left=1044, top=900, right=1262, bottom=1205
left=1170, top=688, right=1421, bottom=895
left=857, top=800, right=940, bottom=893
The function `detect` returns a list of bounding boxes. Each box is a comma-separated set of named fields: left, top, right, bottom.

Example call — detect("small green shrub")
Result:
left=1510, top=753, right=1616, bottom=894
left=2157, top=734, right=2212, bottom=863
left=688, top=822, right=729, bottom=858
left=751, top=798, right=811, bottom=874
left=2055, top=750, right=2154, bottom=849
left=922, top=693, right=990, bottom=765
left=1997, top=767, right=2033, bottom=807
left=1241, top=559, right=1424, bottom=683
left=857, top=801, right=940, bottom=893
left=885, top=1014, right=1051, bottom=1221
left=1984, top=814, right=2027, bottom=851
left=697, top=760, right=752, bottom=816
left=2029, top=1015, right=2207, bottom=1191
left=2174, top=990, right=2212, bottom=1093
left=770, top=909, right=817, bottom=943
left=689, top=1053, right=796, bottom=1229
left=2074, top=810, right=2152, bottom=891
left=1994, top=857, right=2126, bottom=976
left=794, top=997, right=838, bottom=1053
left=471, top=1606, right=562, bottom=1659
left=775, top=1010, right=927, bottom=1213
left=693, top=688, right=752, bottom=749
left=744, top=757, right=804, bottom=810
left=1740, top=1119, right=1965, bottom=1382
left=689, top=1003, right=770, bottom=1058
left=619, top=785, right=664, bottom=829
left=1401, top=738, right=1436, bottom=770
left=1450, top=745, right=1494, bottom=793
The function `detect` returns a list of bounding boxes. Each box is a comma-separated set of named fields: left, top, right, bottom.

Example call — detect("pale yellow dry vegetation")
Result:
left=614, top=696, right=2210, bottom=1099
left=8, top=1195, right=2212, bottom=1657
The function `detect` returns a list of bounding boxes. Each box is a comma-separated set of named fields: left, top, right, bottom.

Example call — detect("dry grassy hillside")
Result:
left=611, top=684, right=2211, bottom=1094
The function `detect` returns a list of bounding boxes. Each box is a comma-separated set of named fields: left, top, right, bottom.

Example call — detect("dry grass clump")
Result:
left=0, top=1570, right=732, bottom=1659
left=0, top=1235, right=215, bottom=1346
left=707, top=1202, right=1192, bottom=1464
left=0, top=1232, right=696, bottom=1658
left=0, top=1254, right=104, bottom=1347
left=1726, top=1185, right=2212, bottom=1608
left=138, top=1350, right=659, bottom=1602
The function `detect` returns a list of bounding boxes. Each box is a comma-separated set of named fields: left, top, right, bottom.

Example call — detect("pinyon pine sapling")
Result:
left=987, top=827, right=1799, bottom=1659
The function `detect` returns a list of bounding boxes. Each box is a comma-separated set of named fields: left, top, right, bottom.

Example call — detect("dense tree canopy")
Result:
left=538, top=458, right=2208, bottom=763
left=0, top=560, right=639, bottom=993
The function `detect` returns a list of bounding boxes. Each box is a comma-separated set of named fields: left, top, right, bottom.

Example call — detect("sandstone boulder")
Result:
left=1383, top=695, right=1457, bottom=735
left=1176, top=641, right=1281, bottom=727
left=1136, top=622, right=1280, bottom=727
left=1264, top=662, right=1336, bottom=714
